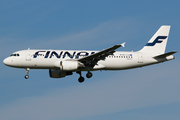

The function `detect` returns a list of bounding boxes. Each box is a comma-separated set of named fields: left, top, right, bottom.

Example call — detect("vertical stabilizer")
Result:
left=139, top=25, right=171, bottom=54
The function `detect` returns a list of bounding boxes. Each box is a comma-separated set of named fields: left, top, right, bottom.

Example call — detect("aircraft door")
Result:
left=138, top=53, right=143, bottom=63
left=25, top=50, right=31, bottom=61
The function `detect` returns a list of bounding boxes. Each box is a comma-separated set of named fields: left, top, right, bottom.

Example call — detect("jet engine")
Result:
left=49, top=69, right=73, bottom=78
left=54, top=60, right=85, bottom=71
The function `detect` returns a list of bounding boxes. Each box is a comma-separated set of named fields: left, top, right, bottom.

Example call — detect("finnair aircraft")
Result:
left=3, top=25, right=177, bottom=83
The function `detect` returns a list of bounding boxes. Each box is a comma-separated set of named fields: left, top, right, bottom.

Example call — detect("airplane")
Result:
left=3, top=25, right=177, bottom=83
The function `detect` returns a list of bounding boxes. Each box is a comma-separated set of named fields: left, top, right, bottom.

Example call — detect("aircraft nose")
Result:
left=3, top=58, right=10, bottom=66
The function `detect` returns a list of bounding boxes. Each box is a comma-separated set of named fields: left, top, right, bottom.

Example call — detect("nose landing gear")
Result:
left=25, top=68, right=30, bottom=79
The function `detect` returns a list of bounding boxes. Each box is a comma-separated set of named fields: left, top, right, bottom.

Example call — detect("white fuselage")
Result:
left=3, top=49, right=174, bottom=71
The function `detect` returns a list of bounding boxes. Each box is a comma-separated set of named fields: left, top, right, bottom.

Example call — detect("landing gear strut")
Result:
left=76, top=71, right=85, bottom=83
left=25, top=68, right=30, bottom=79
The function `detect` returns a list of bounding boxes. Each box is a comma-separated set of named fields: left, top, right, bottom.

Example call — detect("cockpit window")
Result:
left=10, top=53, right=20, bottom=57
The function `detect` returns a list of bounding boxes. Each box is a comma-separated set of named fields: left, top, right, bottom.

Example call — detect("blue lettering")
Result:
left=91, top=52, right=95, bottom=55
left=63, top=52, right=76, bottom=59
left=33, top=51, right=46, bottom=58
left=44, top=51, right=50, bottom=58
left=50, top=51, right=63, bottom=58
left=75, top=52, right=89, bottom=59
left=34, top=51, right=96, bottom=59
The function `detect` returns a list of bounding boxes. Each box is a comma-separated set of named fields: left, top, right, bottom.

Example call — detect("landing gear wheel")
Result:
left=25, top=75, right=29, bottom=79
left=25, top=68, right=30, bottom=79
left=78, top=77, right=85, bottom=83
left=86, top=72, right=93, bottom=78
left=76, top=71, right=85, bottom=83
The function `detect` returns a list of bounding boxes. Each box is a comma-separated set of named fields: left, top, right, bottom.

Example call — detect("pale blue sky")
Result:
left=0, top=0, right=180, bottom=120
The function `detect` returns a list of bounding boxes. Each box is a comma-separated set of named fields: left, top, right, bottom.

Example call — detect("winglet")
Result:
left=121, top=42, right=126, bottom=47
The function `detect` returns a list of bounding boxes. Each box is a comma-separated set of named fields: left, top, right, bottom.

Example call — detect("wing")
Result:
left=78, top=42, right=125, bottom=67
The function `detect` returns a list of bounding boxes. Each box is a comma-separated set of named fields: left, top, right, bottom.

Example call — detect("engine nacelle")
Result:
left=54, top=60, right=85, bottom=71
left=49, top=69, right=73, bottom=78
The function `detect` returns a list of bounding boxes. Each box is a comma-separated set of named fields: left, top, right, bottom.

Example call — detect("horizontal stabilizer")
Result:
left=153, top=51, right=177, bottom=59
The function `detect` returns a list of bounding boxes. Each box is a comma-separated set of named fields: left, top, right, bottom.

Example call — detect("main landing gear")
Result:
left=86, top=71, right=93, bottom=78
left=25, top=68, right=30, bottom=79
left=76, top=71, right=93, bottom=83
